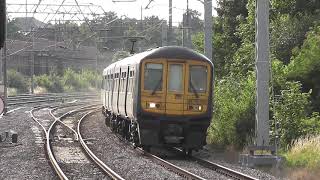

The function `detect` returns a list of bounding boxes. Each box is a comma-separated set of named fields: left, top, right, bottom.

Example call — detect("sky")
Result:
left=7, top=0, right=217, bottom=26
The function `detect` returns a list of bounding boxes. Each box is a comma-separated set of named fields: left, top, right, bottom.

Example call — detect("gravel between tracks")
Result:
left=80, top=112, right=183, bottom=180
left=51, top=111, right=108, bottom=179
left=0, top=106, right=57, bottom=180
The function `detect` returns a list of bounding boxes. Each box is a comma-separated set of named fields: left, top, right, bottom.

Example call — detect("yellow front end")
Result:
left=140, top=59, right=211, bottom=116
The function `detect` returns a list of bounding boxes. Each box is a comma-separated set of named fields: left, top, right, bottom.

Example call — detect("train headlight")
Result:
left=148, top=102, right=160, bottom=109
left=149, top=102, right=156, bottom=108
left=188, top=105, right=203, bottom=111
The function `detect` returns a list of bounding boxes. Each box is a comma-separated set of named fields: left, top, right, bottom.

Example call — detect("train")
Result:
left=101, top=46, right=214, bottom=155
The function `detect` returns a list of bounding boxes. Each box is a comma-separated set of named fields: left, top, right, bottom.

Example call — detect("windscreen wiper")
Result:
left=189, top=80, right=199, bottom=98
left=151, top=78, right=162, bottom=95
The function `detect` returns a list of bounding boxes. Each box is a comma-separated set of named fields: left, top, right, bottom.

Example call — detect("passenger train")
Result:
left=101, top=46, right=213, bottom=155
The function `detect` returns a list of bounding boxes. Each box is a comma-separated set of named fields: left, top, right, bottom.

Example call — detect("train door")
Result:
left=165, top=62, right=186, bottom=115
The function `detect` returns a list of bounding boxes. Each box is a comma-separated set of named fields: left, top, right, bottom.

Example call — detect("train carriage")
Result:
left=101, top=46, right=214, bottom=154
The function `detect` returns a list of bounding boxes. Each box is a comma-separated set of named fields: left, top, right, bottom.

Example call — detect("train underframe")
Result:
left=102, top=107, right=209, bottom=155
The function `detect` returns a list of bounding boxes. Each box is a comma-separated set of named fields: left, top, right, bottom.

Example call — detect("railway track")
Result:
left=137, top=147, right=258, bottom=180
left=136, top=147, right=205, bottom=180
left=172, top=148, right=258, bottom=180
left=77, top=110, right=124, bottom=180
left=7, top=92, right=98, bottom=106
left=102, top=117, right=259, bottom=180
left=27, top=97, right=259, bottom=180
left=31, top=103, right=124, bottom=180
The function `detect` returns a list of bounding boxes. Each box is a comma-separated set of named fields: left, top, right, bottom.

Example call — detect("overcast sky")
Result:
left=7, top=0, right=217, bottom=26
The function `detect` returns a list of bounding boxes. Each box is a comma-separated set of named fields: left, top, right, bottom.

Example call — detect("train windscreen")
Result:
left=189, top=65, right=207, bottom=93
left=144, top=63, right=163, bottom=91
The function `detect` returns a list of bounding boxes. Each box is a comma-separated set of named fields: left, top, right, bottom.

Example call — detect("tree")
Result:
left=7, top=19, right=26, bottom=40
left=273, top=82, right=320, bottom=148
left=286, top=25, right=320, bottom=111
left=193, top=0, right=249, bottom=77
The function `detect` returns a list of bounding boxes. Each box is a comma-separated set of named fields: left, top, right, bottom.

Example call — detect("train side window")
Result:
left=131, top=70, right=135, bottom=92
left=107, top=75, right=110, bottom=91
left=106, top=75, right=108, bottom=91
left=109, top=75, right=112, bottom=91
left=122, top=72, right=124, bottom=92
left=116, top=73, right=118, bottom=91
left=123, top=72, right=126, bottom=92
left=101, top=78, right=104, bottom=90
left=117, top=72, right=120, bottom=91
left=107, top=75, right=110, bottom=90
left=104, top=76, right=107, bottom=90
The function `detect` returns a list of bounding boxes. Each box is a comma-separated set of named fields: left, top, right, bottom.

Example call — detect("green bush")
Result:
left=61, top=69, right=86, bottom=91
left=34, top=69, right=100, bottom=93
left=8, top=69, right=29, bottom=93
left=79, top=69, right=100, bottom=88
left=273, top=82, right=320, bottom=149
left=207, top=74, right=255, bottom=148
left=35, top=73, right=64, bottom=93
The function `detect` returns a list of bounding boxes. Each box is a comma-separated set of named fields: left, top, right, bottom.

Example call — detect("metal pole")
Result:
left=25, top=0, right=27, bottom=31
left=161, top=22, right=167, bottom=46
left=168, top=0, right=172, bottom=45
left=255, top=0, right=270, bottom=147
left=204, top=0, right=212, bottom=61
left=2, top=5, right=7, bottom=114
left=31, top=28, right=34, bottom=94
left=140, top=5, right=143, bottom=31
left=182, top=14, right=185, bottom=47
left=95, top=42, right=98, bottom=89
left=3, top=36, right=7, bottom=115
left=186, top=0, right=191, bottom=48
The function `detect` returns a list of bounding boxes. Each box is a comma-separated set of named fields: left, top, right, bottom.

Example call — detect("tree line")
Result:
left=193, top=0, right=320, bottom=150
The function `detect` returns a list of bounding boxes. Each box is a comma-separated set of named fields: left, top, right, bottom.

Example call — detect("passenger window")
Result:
left=101, top=78, right=104, bottom=90
left=169, top=64, right=183, bottom=92
left=144, top=63, right=163, bottom=91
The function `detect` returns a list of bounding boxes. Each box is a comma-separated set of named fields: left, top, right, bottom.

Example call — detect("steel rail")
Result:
left=30, top=106, right=57, bottom=133
left=8, top=92, right=98, bottom=98
left=8, top=95, right=96, bottom=101
left=137, top=148, right=205, bottom=180
left=8, top=93, right=98, bottom=106
left=46, top=118, right=69, bottom=180
left=47, top=105, right=101, bottom=180
left=30, top=105, right=76, bottom=180
left=192, top=157, right=258, bottom=180
left=173, top=148, right=258, bottom=180
left=8, top=94, right=96, bottom=101
left=77, top=110, right=125, bottom=180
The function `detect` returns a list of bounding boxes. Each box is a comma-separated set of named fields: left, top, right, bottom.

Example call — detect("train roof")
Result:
left=103, top=46, right=212, bottom=74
